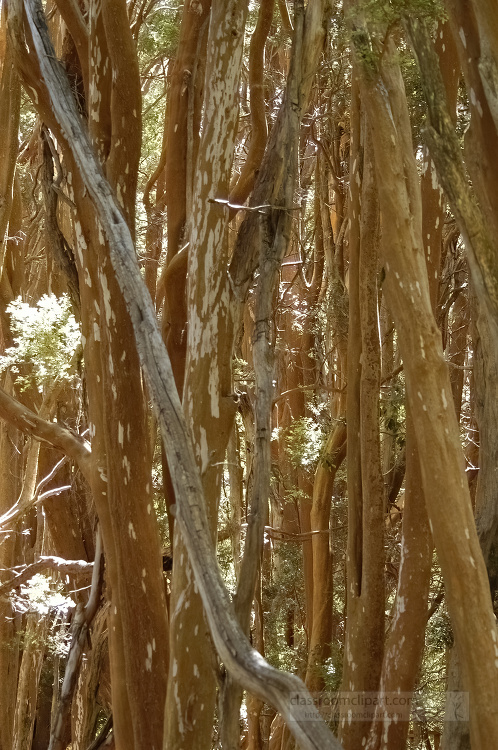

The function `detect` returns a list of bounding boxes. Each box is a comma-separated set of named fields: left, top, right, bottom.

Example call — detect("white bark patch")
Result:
left=173, top=589, right=188, bottom=620
left=84, top=268, right=92, bottom=287
left=74, top=221, right=87, bottom=267
left=147, top=503, right=152, bottom=514
left=469, top=555, right=476, bottom=568
left=459, top=28, right=467, bottom=48
left=193, top=664, right=200, bottom=678
left=118, top=422, right=124, bottom=446
left=441, top=389, right=448, bottom=410
left=122, top=455, right=131, bottom=479
left=419, top=335, right=426, bottom=359
left=173, top=682, right=184, bottom=735
left=145, top=643, right=153, bottom=671
left=128, top=522, right=137, bottom=540
left=430, top=162, right=439, bottom=191
left=208, top=359, right=220, bottom=418
left=93, top=322, right=101, bottom=342
left=99, top=271, right=115, bottom=326
left=199, top=427, right=209, bottom=474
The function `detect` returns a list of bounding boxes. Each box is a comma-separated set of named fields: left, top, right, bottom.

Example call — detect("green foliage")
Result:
left=426, top=611, right=453, bottom=651
left=217, top=537, right=237, bottom=597
left=354, top=0, right=446, bottom=29
left=280, top=416, right=325, bottom=470
left=138, top=1, right=180, bottom=65
left=380, top=374, right=406, bottom=449
left=263, top=543, right=307, bottom=675
left=0, top=294, right=80, bottom=392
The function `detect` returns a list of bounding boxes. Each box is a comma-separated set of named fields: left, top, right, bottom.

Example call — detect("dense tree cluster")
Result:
left=1, top=0, right=498, bottom=749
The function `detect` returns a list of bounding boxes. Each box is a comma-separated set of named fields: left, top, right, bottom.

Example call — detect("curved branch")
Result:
left=229, top=0, right=275, bottom=209
left=0, top=386, right=92, bottom=483
left=0, top=556, right=93, bottom=597
left=13, top=2, right=342, bottom=748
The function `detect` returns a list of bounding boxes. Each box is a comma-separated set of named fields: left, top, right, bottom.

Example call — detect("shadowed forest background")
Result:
left=1, top=0, right=498, bottom=748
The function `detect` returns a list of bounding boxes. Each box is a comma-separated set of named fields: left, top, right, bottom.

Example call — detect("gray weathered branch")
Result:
left=13, top=0, right=342, bottom=747
left=48, top=530, right=104, bottom=750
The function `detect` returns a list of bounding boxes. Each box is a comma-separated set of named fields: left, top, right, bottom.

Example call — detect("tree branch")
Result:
left=0, top=385, right=92, bottom=483
left=14, top=2, right=342, bottom=747
left=48, top=530, right=104, bottom=750
left=0, top=556, right=93, bottom=597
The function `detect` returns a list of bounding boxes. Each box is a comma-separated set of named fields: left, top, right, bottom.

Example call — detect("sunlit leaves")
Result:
left=0, top=293, right=80, bottom=392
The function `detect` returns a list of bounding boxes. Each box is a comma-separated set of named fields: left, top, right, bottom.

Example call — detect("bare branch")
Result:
left=48, top=530, right=104, bottom=750
left=0, top=386, right=92, bottom=484
left=15, top=2, right=342, bottom=748
left=0, top=556, right=93, bottom=597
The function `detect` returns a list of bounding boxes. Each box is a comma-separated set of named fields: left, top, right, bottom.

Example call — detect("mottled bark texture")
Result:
left=10, top=1, right=347, bottom=748
left=351, top=21, right=498, bottom=748
left=8, top=1, right=170, bottom=747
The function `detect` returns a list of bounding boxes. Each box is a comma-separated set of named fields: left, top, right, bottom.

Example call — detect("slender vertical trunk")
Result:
left=340, top=95, right=384, bottom=750
left=352, top=26, right=498, bottom=747
left=164, top=2, right=248, bottom=746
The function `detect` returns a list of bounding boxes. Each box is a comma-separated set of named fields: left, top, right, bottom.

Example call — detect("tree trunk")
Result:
left=351, top=24, right=498, bottom=748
